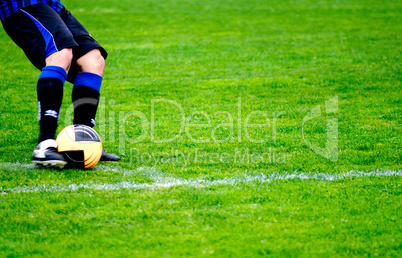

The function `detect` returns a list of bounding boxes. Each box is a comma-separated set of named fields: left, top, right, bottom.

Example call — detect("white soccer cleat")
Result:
left=32, top=139, right=67, bottom=168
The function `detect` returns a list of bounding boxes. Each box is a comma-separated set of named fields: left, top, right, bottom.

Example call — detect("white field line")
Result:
left=0, top=163, right=400, bottom=193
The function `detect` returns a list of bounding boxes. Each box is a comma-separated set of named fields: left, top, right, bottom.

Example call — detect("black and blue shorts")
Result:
left=1, top=3, right=107, bottom=83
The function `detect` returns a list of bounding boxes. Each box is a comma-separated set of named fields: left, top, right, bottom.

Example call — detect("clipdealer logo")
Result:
left=63, top=96, right=339, bottom=163
left=129, top=147, right=288, bottom=167
left=302, top=96, right=339, bottom=162
left=65, top=97, right=284, bottom=155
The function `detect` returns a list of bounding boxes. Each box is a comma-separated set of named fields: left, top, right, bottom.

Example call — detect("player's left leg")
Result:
left=2, top=3, right=80, bottom=168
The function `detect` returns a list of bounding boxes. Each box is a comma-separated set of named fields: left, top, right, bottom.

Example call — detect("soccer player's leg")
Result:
left=73, top=50, right=120, bottom=161
left=73, top=50, right=120, bottom=162
left=72, top=49, right=104, bottom=128
left=33, top=49, right=72, bottom=167
left=59, top=7, right=120, bottom=162
left=2, top=3, right=79, bottom=167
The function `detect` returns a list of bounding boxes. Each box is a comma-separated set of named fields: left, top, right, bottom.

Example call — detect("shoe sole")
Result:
left=32, top=160, right=68, bottom=169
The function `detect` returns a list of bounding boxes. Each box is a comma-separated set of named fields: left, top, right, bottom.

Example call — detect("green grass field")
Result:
left=0, top=0, right=401, bottom=256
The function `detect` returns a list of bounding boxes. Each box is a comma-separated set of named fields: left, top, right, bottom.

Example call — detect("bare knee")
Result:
left=76, top=49, right=105, bottom=76
left=45, top=48, right=73, bottom=73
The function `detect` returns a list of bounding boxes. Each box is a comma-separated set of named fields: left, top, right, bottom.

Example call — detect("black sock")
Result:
left=37, top=66, right=66, bottom=143
left=72, top=72, right=102, bottom=128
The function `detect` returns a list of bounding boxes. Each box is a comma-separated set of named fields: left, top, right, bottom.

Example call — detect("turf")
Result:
left=0, top=0, right=401, bottom=256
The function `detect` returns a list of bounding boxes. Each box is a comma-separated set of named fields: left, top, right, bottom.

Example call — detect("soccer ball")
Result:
left=56, top=125, right=102, bottom=169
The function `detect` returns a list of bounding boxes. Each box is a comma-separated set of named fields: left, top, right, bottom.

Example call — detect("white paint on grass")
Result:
left=0, top=163, right=400, bottom=193
left=0, top=162, right=32, bottom=169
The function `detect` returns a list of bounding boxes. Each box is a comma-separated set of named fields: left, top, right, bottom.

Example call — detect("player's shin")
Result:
left=37, top=66, right=66, bottom=143
left=72, top=72, right=102, bottom=128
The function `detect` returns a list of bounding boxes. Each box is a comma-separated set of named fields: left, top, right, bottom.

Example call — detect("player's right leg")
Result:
left=1, top=3, right=78, bottom=168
